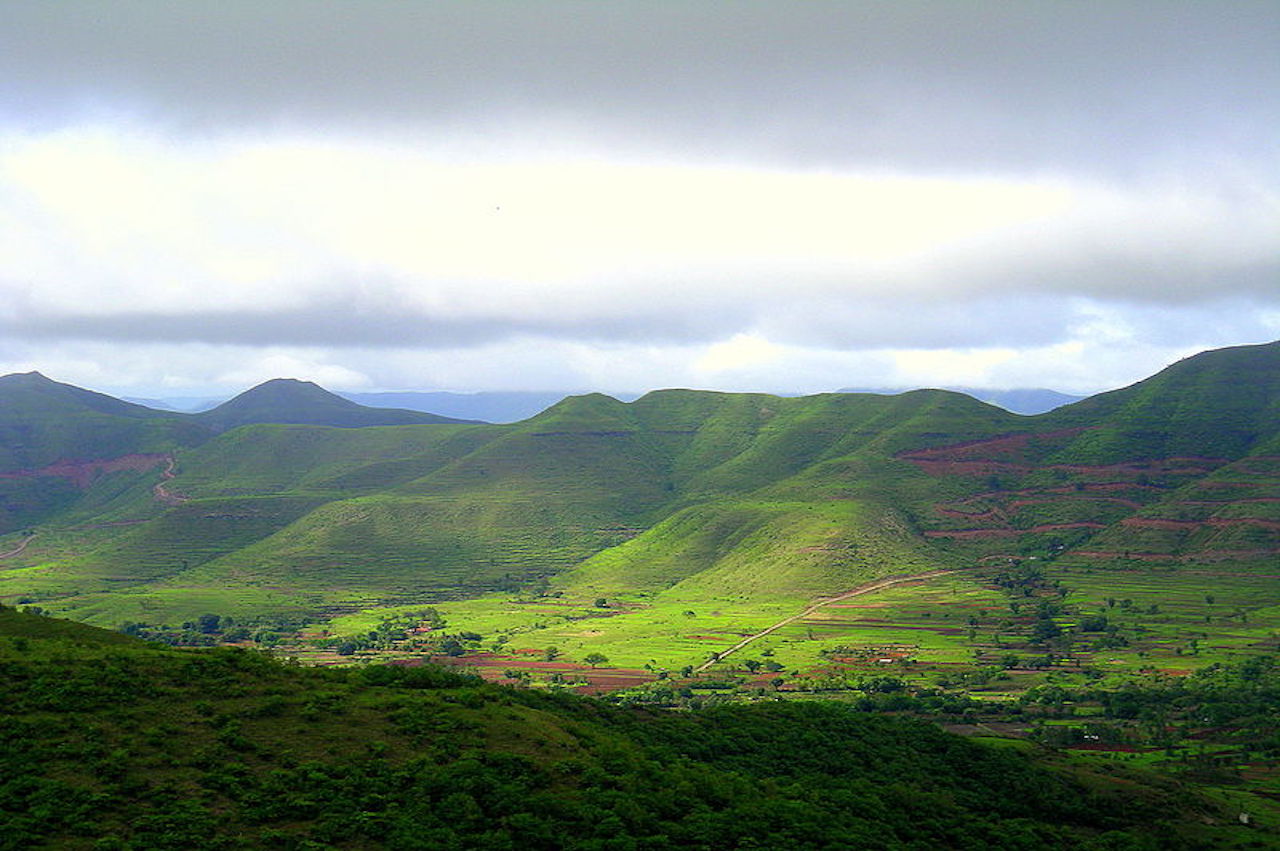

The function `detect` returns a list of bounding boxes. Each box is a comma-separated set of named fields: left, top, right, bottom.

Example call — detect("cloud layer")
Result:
left=1, top=2, right=1276, bottom=396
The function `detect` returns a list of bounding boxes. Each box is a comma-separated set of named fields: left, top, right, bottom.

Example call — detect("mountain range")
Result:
left=126, top=384, right=1082, bottom=424
left=0, top=341, right=1277, bottom=628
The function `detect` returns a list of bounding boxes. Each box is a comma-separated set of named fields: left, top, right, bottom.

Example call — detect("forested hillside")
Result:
left=0, top=606, right=1254, bottom=850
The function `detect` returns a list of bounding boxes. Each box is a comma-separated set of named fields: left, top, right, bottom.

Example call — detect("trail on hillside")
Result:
left=694, top=567, right=973, bottom=673
left=153, top=455, right=189, bottom=505
left=0, top=532, right=35, bottom=559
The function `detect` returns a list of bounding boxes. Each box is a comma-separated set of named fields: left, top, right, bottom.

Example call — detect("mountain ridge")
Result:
left=193, top=377, right=479, bottom=432
left=0, top=340, right=1277, bottom=628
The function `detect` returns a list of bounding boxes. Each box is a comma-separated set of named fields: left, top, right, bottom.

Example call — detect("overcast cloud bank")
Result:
left=1, top=2, right=1276, bottom=396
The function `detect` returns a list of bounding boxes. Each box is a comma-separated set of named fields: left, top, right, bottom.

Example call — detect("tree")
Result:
left=543, top=646, right=561, bottom=661
left=583, top=652, right=609, bottom=668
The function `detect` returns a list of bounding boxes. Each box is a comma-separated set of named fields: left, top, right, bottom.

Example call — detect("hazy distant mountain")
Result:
left=126, top=396, right=228, bottom=413
left=194, top=379, right=480, bottom=433
left=839, top=386, right=1083, bottom=415
left=341, top=391, right=642, bottom=423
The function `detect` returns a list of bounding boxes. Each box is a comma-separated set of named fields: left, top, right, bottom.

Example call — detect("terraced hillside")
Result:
left=898, top=341, right=1280, bottom=568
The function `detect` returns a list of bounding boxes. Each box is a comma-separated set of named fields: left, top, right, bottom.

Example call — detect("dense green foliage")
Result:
left=0, top=608, right=1253, bottom=849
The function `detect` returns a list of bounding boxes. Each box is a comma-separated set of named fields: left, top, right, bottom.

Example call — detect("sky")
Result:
left=1, top=1, right=1277, bottom=399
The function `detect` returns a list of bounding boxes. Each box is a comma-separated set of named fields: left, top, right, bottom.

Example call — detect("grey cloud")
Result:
left=0, top=295, right=749, bottom=349
left=8, top=283, right=1273, bottom=357
left=756, top=294, right=1071, bottom=351
left=2, top=2, right=1275, bottom=176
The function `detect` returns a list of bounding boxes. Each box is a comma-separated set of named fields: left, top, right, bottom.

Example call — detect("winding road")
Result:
left=153, top=455, right=188, bottom=505
left=694, top=567, right=973, bottom=672
left=0, top=532, right=35, bottom=559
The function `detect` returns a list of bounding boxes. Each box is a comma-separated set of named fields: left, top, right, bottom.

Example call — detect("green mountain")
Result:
left=893, top=341, right=1280, bottom=564
left=194, top=378, right=479, bottom=432
left=0, top=371, right=202, bottom=473
left=0, top=373, right=485, bottom=536
left=2, top=341, right=1278, bottom=629
left=0, top=606, right=1249, bottom=849
left=1042, top=340, right=1280, bottom=462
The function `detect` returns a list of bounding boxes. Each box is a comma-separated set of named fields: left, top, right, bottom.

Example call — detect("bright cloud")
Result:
left=0, top=2, right=1275, bottom=397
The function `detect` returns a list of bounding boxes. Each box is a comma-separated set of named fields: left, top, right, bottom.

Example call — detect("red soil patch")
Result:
left=924, top=522, right=1103, bottom=539
left=897, top=428, right=1086, bottom=464
left=1121, top=517, right=1202, bottom=530
left=847, top=621, right=966, bottom=635
left=404, top=652, right=654, bottom=695
left=906, top=460, right=1031, bottom=477
left=0, top=453, right=170, bottom=489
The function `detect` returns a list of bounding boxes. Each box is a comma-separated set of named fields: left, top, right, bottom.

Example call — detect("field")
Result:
left=314, top=557, right=1280, bottom=685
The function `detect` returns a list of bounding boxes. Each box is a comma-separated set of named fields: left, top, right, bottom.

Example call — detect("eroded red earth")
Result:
left=898, top=433, right=1280, bottom=560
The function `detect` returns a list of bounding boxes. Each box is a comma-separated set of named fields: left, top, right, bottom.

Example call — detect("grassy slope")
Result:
left=1042, top=340, right=1280, bottom=463
left=0, top=607, right=1254, bottom=850
left=0, top=372, right=203, bottom=473
left=11, top=342, right=1280, bottom=637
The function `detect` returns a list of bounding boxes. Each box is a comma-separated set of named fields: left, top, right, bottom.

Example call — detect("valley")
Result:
left=2, top=342, right=1279, bottom=844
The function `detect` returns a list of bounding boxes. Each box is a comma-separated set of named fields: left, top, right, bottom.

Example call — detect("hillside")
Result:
left=0, top=373, right=483, bottom=536
left=194, top=378, right=479, bottom=432
left=342, top=389, right=572, bottom=423
left=841, top=385, right=1084, bottom=415
left=889, top=341, right=1280, bottom=565
left=0, top=606, right=1252, bottom=849
left=0, top=371, right=203, bottom=473
left=1, top=341, right=1278, bottom=642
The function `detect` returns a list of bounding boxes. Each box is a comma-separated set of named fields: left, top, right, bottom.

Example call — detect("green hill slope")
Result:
left=5, top=341, right=1280, bottom=630
left=0, top=607, right=1249, bottom=849
left=1043, top=340, right=1280, bottom=463
left=0, top=371, right=203, bottom=474
left=193, top=378, right=479, bottom=432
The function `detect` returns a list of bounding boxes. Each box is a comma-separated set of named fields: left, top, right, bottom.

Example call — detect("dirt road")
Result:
left=0, top=532, right=35, bottom=559
left=694, top=567, right=972, bottom=672
left=153, top=455, right=188, bottom=505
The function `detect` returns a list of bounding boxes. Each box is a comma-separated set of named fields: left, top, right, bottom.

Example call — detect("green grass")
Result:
left=7, top=342, right=1280, bottom=643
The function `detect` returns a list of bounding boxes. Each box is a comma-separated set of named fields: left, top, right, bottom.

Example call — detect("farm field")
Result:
left=315, top=559, right=1280, bottom=696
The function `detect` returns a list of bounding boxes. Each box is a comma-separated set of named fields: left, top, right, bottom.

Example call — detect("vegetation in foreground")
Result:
left=2, top=606, right=1270, bottom=850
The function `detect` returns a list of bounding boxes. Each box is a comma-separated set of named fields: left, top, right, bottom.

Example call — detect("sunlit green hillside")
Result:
left=2, top=341, right=1279, bottom=642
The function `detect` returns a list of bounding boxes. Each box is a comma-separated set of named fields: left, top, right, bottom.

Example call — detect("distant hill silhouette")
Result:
left=839, top=385, right=1083, bottom=415
left=193, top=379, right=479, bottom=433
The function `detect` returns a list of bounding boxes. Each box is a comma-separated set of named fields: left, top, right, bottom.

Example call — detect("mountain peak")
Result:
left=196, top=378, right=477, bottom=432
